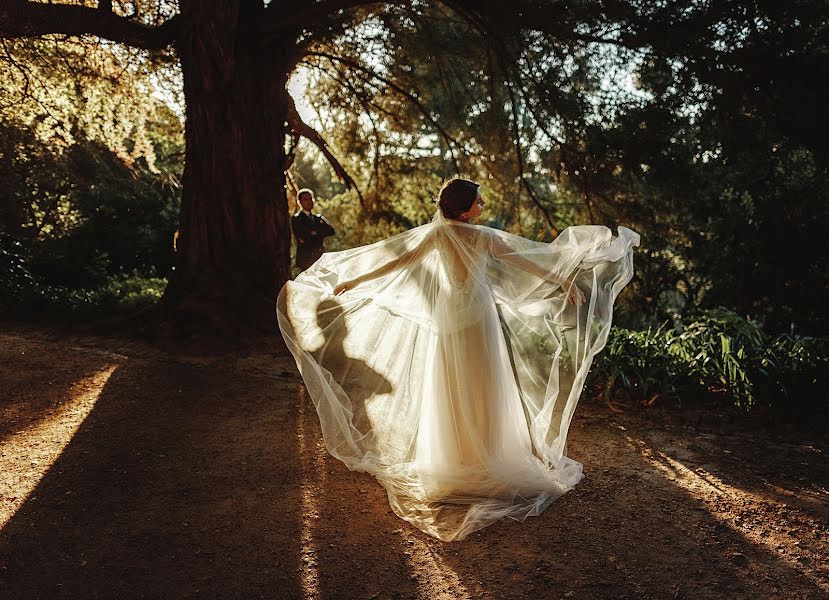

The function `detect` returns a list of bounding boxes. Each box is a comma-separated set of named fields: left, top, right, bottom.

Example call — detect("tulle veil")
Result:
left=277, top=207, right=639, bottom=541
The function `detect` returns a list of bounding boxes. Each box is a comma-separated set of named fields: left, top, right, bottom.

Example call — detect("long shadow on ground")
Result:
left=1, top=334, right=826, bottom=599
left=0, top=354, right=304, bottom=599
left=431, top=411, right=829, bottom=599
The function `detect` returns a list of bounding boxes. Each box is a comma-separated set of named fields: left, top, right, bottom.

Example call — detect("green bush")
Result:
left=589, top=324, right=686, bottom=406
left=0, top=118, right=180, bottom=290
left=0, top=252, right=166, bottom=321
left=589, top=308, right=828, bottom=413
left=51, top=273, right=167, bottom=318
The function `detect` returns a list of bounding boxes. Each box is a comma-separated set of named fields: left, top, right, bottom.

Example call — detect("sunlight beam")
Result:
left=0, top=364, right=119, bottom=528
left=630, top=435, right=827, bottom=594
left=407, top=535, right=471, bottom=599
left=297, top=386, right=323, bottom=599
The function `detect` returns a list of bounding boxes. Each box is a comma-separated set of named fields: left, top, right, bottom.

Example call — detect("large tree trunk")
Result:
left=159, top=2, right=293, bottom=343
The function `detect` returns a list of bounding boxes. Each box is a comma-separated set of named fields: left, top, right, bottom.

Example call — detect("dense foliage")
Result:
left=0, top=111, right=181, bottom=319
left=0, top=1, right=825, bottom=411
left=0, top=33, right=182, bottom=319
left=588, top=309, right=828, bottom=414
left=289, top=1, right=829, bottom=335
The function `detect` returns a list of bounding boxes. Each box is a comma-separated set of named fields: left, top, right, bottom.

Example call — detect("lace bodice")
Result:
left=436, top=226, right=488, bottom=291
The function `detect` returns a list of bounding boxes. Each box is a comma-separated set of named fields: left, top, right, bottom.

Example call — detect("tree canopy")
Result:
left=1, top=0, right=827, bottom=337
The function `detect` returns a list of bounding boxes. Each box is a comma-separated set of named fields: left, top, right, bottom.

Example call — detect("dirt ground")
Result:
left=0, top=325, right=827, bottom=600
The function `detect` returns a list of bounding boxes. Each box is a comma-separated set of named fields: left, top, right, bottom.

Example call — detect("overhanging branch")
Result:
left=302, top=60, right=383, bottom=200
left=260, top=0, right=406, bottom=36
left=0, top=1, right=180, bottom=50
left=286, top=93, right=366, bottom=208
left=306, top=50, right=465, bottom=174
left=504, top=76, right=560, bottom=236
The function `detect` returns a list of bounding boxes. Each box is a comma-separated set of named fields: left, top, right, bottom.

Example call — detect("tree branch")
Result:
left=0, top=37, right=29, bottom=109
left=285, top=92, right=366, bottom=209
left=504, top=76, right=560, bottom=236
left=261, top=0, right=406, bottom=36
left=306, top=50, right=465, bottom=174
left=0, top=1, right=180, bottom=50
left=305, top=59, right=383, bottom=200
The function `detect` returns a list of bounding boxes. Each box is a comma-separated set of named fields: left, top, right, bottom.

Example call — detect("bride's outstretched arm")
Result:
left=333, top=232, right=435, bottom=295
left=489, top=235, right=586, bottom=305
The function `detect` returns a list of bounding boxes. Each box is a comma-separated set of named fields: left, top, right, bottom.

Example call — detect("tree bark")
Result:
left=159, top=1, right=293, bottom=343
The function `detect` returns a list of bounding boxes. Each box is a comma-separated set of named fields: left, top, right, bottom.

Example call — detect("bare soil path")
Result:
left=0, top=327, right=827, bottom=599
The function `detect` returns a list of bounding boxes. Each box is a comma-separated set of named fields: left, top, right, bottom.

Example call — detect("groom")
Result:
left=291, top=188, right=336, bottom=272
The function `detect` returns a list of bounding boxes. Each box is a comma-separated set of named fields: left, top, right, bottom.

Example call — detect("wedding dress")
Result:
left=277, top=209, right=638, bottom=541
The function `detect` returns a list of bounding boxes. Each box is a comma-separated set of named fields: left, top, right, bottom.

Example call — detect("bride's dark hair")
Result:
left=438, top=178, right=480, bottom=220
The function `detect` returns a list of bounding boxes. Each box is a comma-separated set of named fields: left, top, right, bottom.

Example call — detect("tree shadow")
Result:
left=430, top=407, right=829, bottom=599
left=0, top=354, right=304, bottom=599
left=283, top=295, right=420, bottom=597
left=296, top=388, right=421, bottom=599
left=0, top=334, right=118, bottom=447
left=644, top=424, right=829, bottom=521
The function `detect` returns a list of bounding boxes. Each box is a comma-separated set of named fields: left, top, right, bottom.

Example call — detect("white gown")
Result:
left=277, top=209, right=639, bottom=541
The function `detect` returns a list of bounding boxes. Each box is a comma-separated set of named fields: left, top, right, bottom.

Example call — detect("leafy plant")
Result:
left=588, top=309, right=828, bottom=413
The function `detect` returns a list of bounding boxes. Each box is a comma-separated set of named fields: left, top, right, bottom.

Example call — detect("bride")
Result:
left=277, top=178, right=639, bottom=541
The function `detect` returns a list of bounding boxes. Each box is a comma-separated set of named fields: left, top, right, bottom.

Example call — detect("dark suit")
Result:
left=291, top=210, right=336, bottom=271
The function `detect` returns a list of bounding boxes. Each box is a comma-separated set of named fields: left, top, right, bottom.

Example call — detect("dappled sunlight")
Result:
left=297, top=386, right=323, bottom=599
left=0, top=363, right=119, bottom=528
left=762, top=478, right=829, bottom=515
left=296, top=382, right=470, bottom=599
left=629, top=434, right=827, bottom=592
left=634, top=434, right=765, bottom=503
left=406, top=536, right=471, bottom=600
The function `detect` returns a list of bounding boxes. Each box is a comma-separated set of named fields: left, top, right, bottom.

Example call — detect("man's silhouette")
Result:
left=291, top=188, right=336, bottom=272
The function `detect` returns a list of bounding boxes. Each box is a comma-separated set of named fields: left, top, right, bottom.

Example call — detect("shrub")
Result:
left=589, top=308, right=828, bottom=413
left=1, top=261, right=166, bottom=321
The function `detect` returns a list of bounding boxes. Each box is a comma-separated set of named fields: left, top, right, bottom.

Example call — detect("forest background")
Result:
left=1, top=0, right=826, bottom=418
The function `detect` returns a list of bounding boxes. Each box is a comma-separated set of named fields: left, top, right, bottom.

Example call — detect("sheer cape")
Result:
left=277, top=209, right=639, bottom=541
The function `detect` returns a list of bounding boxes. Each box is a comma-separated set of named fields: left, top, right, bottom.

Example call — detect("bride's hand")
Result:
left=333, top=279, right=355, bottom=296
